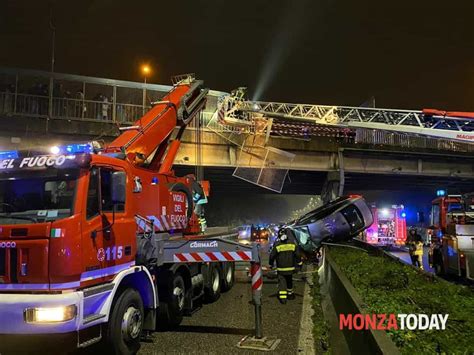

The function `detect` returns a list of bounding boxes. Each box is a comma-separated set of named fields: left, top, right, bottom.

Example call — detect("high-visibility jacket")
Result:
left=413, top=241, right=424, bottom=256
left=269, top=241, right=302, bottom=274
left=407, top=233, right=422, bottom=256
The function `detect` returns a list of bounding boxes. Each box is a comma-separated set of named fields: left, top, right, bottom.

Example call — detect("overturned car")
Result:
left=287, top=195, right=373, bottom=254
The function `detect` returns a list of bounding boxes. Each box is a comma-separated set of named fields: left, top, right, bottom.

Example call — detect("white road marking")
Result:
left=297, top=265, right=315, bottom=354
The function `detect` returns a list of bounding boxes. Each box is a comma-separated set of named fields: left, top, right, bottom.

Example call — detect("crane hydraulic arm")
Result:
left=106, top=74, right=209, bottom=172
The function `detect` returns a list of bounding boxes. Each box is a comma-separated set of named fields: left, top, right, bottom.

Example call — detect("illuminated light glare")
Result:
left=25, top=305, right=77, bottom=323
left=142, top=65, right=151, bottom=75
left=381, top=209, right=390, bottom=217
left=401, top=212, right=407, bottom=218
left=50, top=146, right=60, bottom=155
left=0, top=150, right=19, bottom=159
left=36, top=308, right=66, bottom=322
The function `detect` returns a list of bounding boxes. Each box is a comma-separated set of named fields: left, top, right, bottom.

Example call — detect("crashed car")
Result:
left=287, top=195, right=373, bottom=254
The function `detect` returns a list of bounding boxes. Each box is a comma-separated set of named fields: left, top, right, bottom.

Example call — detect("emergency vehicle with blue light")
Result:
left=0, top=75, right=257, bottom=354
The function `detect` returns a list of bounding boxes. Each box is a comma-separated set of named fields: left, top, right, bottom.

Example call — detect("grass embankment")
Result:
left=329, top=247, right=474, bottom=354
left=312, top=270, right=331, bottom=353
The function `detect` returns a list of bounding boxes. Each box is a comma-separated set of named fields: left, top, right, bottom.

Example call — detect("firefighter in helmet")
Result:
left=269, top=228, right=302, bottom=304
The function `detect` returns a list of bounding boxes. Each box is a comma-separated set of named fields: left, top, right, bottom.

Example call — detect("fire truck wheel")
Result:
left=221, top=262, right=235, bottom=292
left=167, top=273, right=186, bottom=326
left=204, top=265, right=221, bottom=303
left=107, top=288, right=144, bottom=355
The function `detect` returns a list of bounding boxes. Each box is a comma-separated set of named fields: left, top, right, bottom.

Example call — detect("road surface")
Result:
left=138, top=237, right=308, bottom=354
left=387, top=246, right=433, bottom=272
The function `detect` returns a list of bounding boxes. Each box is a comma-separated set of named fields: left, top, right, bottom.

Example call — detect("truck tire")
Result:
left=204, top=265, right=221, bottom=303
left=158, top=273, right=186, bottom=328
left=106, top=288, right=144, bottom=355
left=221, top=262, right=235, bottom=292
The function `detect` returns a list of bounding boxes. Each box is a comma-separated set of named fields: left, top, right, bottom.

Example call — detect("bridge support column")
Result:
left=229, top=146, right=237, bottom=166
left=321, top=150, right=345, bottom=204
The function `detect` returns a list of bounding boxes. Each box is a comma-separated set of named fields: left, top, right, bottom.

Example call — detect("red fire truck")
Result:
left=363, top=205, right=407, bottom=247
left=0, top=75, right=260, bottom=354
left=429, top=194, right=474, bottom=279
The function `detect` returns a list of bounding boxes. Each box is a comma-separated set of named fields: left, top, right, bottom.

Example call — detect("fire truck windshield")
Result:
left=0, top=169, right=79, bottom=224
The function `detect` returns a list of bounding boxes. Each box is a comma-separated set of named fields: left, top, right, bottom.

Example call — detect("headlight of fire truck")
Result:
left=24, top=305, right=77, bottom=323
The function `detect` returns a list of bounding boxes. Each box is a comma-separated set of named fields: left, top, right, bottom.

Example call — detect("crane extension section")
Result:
left=217, top=90, right=474, bottom=142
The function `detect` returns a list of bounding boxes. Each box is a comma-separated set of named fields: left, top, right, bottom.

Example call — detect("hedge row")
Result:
left=329, top=246, right=474, bottom=354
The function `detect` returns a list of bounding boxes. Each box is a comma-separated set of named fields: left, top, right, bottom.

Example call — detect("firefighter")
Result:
left=269, top=228, right=302, bottom=304
left=407, top=228, right=424, bottom=269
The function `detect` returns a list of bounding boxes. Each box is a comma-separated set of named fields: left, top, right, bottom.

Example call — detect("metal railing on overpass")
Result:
left=0, top=67, right=224, bottom=125
left=355, top=129, right=474, bottom=153
left=2, top=67, right=473, bottom=156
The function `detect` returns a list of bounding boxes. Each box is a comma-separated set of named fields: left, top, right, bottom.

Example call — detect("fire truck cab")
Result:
left=363, top=205, right=407, bottom=248
left=0, top=76, right=257, bottom=354
left=430, top=194, right=474, bottom=279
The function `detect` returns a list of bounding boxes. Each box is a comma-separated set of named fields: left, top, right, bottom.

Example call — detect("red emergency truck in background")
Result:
left=363, top=205, right=407, bottom=247
left=429, top=193, right=474, bottom=279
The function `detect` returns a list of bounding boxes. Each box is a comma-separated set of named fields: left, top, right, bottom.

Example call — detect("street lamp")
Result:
left=141, top=65, right=151, bottom=113
left=141, top=65, right=151, bottom=83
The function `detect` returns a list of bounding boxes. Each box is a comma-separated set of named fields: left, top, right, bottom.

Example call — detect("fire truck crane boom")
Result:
left=217, top=90, right=474, bottom=142
left=107, top=75, right=208, bottom=170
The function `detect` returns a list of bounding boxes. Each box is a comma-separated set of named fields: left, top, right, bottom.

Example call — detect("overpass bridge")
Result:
left=1, top=67, right=473, bottom=196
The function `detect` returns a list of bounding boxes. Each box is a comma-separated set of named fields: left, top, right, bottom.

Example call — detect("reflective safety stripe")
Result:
left=287, top=289, right=293, bottom=293
left=279, top=290, right=288, bottom=294
left=279, top=295, right=287, bottom=299
left=297, top=262, right=303, bottom=265
left=277, top=267, right=295, bottom=272
left=276, top=244, right=296, bottom=252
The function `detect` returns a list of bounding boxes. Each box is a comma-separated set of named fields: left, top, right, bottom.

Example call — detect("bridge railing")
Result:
left=0, top=91, right=148, bottom=123
left=355, top=128, right=474, bottom=153
left=0, top=67, right=224, bottom=125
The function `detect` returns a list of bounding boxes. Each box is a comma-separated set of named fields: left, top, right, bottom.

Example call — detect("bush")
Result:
left=329, top=247, right=474, bottom=354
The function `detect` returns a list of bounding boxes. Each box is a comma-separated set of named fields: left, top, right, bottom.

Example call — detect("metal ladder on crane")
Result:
left=216, top=91, right=474, bottom=143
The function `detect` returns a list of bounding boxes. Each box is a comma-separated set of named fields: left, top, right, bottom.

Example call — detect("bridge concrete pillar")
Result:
left=229, top=146, right=237, bottom=166
left=321, top=150, right=345, bottom=204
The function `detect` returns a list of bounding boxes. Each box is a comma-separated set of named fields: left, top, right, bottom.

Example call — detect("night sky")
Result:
left=1, top=1, right=474, bottom=110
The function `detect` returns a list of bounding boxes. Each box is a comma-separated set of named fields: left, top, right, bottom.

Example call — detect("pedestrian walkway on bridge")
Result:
left=0, top=66, right=224, bottom=125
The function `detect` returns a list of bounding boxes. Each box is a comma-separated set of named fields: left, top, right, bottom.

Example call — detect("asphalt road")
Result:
left=387, top=246, right=433, bottom=272
left=139, top=238, right=307, bottom=354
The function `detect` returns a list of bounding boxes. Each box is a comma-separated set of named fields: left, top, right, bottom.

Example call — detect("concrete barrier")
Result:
left=320, top=248, right=400, bottom=354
